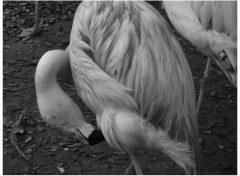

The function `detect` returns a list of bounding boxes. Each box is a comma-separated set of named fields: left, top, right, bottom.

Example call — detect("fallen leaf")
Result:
left=218, top=144, right=224, bottom=149
left=51, top=136, right=58, bottom=143
left=210, top=91, right=216, bottom=97
left=225, top=148, right=234, bottom=152
left=3, top=45, right=11, bottom=49
left=202, top=150, right=214, bottom=154
left=25, top=148, right=33, bottom=154
left=49, top=145, right=58, bottom=152
left=70, top=147, right=79, bottom=152
left=113, top=151, right=126, bottom=156
left=25, top=136, right=32, bottom=143
left=45, top=42, right=53, bottom=47
left=19, top=27, right=34, bottom=38
left=9, top=126, right=24, bottom=134
left=66, top=143, right=82, bottom=148
left=203, top=130, right=212, bottom=135
left=8, top=83, right=19, bottom=87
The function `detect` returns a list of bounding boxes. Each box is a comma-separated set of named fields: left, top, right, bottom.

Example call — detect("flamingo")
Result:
left=36, top=1, right=200, bottom=174
left=19, top=1, right=40, bottom=38
left=35, top=48, right=105, bottom=146
left=163, top=1, right=237, bottom=115
left=69, top=1, right=200, bottom=174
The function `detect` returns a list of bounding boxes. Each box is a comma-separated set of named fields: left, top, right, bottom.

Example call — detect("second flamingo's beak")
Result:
left=213, top=50, right=237, bottom=87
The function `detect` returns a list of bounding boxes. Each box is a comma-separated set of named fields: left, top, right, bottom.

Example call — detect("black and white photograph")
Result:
left=3, top=1, right=237, bottom=175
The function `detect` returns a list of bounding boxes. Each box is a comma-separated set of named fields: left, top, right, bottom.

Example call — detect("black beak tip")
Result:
left=88, top=129, right=105, bottom=145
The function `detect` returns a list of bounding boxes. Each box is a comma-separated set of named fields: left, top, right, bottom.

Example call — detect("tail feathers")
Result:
left=98, top=108, right=198, bottom=174
left=146, top=129, right=197, bottom=174
left=162, top=139, right=194, bottom=168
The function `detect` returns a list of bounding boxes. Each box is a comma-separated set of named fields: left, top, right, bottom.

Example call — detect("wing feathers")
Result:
left=70, top=2, right=199, bottom=169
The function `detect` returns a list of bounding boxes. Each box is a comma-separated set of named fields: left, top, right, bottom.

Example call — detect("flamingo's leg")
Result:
left=126, top=162, right=136, bottom=175
left=196, top=57, right=212, bottom=116
left=127, top=152, right=143, bottom=175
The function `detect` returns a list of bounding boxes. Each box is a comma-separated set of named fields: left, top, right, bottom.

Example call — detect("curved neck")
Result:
left=35, top=50, right=70, bottom=92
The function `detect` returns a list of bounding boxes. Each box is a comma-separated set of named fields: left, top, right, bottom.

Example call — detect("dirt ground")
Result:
left=3, top=2, right=237, bottom=175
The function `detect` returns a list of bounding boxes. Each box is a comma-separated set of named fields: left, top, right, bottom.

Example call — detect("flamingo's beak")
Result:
left=88, top=129, right=105, bottom=145
left=213, top=50, right=237, bottom=87
left=75, top=128, right=105, bottom=145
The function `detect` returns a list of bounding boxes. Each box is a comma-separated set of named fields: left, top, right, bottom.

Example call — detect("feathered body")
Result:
left=69, top=1, right=199, bottom=174
left=163, top=1, right=237, bottom=86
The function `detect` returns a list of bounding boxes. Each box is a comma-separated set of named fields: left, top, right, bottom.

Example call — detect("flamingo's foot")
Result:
left=125, top=163, right=136, bottom=175
left=19, top=27, right=40, bottom=38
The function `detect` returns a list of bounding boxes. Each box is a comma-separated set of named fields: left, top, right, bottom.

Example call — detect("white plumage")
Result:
left=69, top=1, right=199, bottom=174
left=35, top=1, right=202, bottom=174
left=163, top=1, right=237, bottom=114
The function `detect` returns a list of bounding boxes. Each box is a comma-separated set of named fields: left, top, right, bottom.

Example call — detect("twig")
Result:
left=10, top=108, right=31, bottom=161
left=14, top=108, right=26, bottom=127
left=10, top=133, right=31, bottom=161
